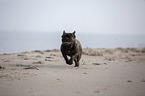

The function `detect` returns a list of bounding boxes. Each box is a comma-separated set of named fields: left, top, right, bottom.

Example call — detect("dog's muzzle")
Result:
left=62, top=42, right=72, bottom=45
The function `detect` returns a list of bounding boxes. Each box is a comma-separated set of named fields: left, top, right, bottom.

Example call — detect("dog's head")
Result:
left=61, top=30, right=76, bottom=48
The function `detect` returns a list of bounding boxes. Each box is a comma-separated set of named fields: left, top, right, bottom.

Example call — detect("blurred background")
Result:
left=0, top=0, right=145, bottom=54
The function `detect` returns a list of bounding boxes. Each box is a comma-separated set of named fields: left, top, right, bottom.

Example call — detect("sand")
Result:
left=0, top=48, right=145, bottom=96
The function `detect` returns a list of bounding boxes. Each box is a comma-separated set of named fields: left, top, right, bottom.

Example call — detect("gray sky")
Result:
left=0, top=0, right=145, bottom=35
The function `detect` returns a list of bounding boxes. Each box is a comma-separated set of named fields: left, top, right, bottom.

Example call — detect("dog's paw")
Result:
left=69, top=60, right=73, bottom=64
left=66, top=61, right=73, bottom=65
left=74, top=65, right=79, bottom=67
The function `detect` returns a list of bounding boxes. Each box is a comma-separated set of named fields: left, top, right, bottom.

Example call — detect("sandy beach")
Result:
left=0, top=48, right=145, bottom=96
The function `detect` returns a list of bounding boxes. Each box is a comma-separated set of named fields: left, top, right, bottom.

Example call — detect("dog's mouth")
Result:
left=62, top=42, right=72, bottom=45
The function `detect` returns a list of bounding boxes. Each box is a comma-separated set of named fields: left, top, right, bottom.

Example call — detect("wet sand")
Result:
left=0, top=48, right=145, bottom=96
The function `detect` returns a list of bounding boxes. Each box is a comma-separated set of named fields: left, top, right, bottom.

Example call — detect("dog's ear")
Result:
left=73, top=31, right=76, bottom=35
left=63, top=30, right=65, bottom=34
left=73, top=31, right=76, bottom=38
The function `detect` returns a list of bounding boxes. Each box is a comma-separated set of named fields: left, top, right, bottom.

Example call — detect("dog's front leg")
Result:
left=69, top=56, right=74, bottom=64
left=69, top=53, right=79, bottom=65
left=62, top=54, right=70, bottom=64
left=74, top=58, right=79, bottom=67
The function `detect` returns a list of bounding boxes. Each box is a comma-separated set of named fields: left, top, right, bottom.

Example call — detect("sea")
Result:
left=0, top=31, right=145, bottom=54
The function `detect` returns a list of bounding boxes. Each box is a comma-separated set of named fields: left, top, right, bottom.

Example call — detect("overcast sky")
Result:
left=0, top=0, right=145, bottom=35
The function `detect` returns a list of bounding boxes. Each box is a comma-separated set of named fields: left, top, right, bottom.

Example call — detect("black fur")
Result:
left=60, top=31, right=82, bottom=67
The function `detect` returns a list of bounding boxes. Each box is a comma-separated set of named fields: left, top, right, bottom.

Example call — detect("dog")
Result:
left=60, top=30, right=82, bottom=67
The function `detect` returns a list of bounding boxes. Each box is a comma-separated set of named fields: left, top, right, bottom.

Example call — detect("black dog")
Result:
left=61, top=31, right=82, bottom=67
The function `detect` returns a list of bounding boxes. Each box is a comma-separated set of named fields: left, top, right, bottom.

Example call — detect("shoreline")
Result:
left=1, top=47, right=145, bottom=55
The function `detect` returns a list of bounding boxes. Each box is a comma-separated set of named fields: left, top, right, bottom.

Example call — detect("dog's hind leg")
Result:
left=74, top=58, right=79, bottom=67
